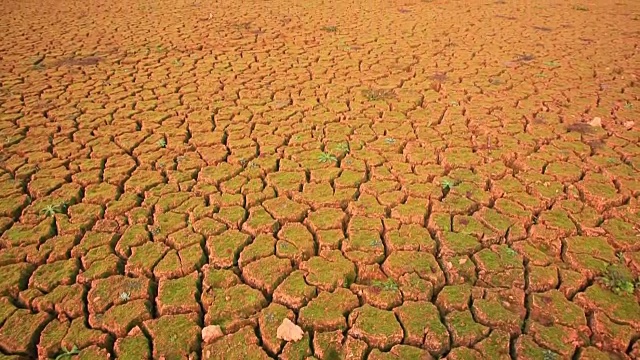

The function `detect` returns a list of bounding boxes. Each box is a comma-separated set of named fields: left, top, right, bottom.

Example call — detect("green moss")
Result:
left=105, top=194, right=141, bottom=216
left=0, top=263, right=33, bottom=296
left=154, top=250, right=182, bottom=277
left=97, top=299, right=152, bottom=337
left=144, top=314, right=200, bottom=360
left=540, top=209, right=575, bottom=232
left=178, top=243, right=206, bottom=273
left=0, top=297, right=17, bottom=327
left=394, top=301, right=449, bottom=353
left=116, top=225, right=150, bottom=257
left=238, top=234, right=275, bottom=267
left=127, top=242, right=167, bottom=275
left=440, top=231, right=482, bottom=255
left=272, top=270, right=316, bottom=307
left=75, top=232, right=117, bottom=257
left=63, top=317, right=107, bottom=350
left=298, top=288, right=359, bottom=331
left=446, top=310, right=489, bottom=345
left=206, top=284, right=266, bottom=330
left=302, top=251, right=355, bottom=291
left=207, top=230, right=251, bottom=268
left=217, top=206, right=247, bottom=226
left=159, top=274, right=199, bottom=308
left=39, top=319, right=70, bottom=357
left=203, top=268, right=240, bottom=289
left=30, top=259, right=79, bottom=292
left=2, top=219, right=54, bottom=247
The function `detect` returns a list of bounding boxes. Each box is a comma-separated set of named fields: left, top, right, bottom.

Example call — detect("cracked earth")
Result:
left=1, top=0, right=640, bottom=359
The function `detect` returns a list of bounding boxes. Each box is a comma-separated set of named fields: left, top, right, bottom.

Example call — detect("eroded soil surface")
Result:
left=1, top=0, right=639, bottom=359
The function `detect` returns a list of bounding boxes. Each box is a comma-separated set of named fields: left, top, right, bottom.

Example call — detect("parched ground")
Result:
left=0, top=0, right=639, bottom=359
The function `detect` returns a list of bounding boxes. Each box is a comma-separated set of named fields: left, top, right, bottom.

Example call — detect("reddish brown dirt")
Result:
left=1, top=0, right=640, bottom=359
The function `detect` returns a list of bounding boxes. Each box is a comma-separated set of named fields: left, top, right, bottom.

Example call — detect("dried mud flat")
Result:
left=0, top=0, right=640, bottom=359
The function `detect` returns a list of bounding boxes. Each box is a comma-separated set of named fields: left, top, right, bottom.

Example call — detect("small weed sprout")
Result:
left=157, top=139, right=167, bottom=148
left=505, top=247, right=518, bottom=257
left=369, top=239, right=382, bottom=247
left=55, top=345, right=80, bottom=360
left=544, top=60, right=560, bottom=68
left=41, top=203, right=66, bottom=217
left=441, top=179, right=456, bottom=191
left=335, top=142, right=350, bottom=153
left=318, top=152, right=338, bottom=163
left=574, top=5, right=589, bottom=11
left=600, top=267, right=637, bottom=295
left=119, top=291, right=131, bottom=302
left=624, top=101, right=633, bottom=110
left=542, top=349, right=558, bottom=360
left=321, top=25, right=337, bottom=32
left=384, top=137, right=396, bottom=145
left=264, top=312, right=276, bottom=323
left=362, top=88, right=395, bottom=102
left=372, top=279, right=399, bottom=291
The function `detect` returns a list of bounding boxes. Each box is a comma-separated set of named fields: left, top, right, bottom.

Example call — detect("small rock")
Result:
left=202, top=325, right=224, bottom=344
left=588, top=117, right=602, bottom=127
left=276, top=318, right=304, bottom=342
left=624, top=121, right=635, bottom=130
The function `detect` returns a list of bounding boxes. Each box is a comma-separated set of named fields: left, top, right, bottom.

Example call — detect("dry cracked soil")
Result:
left=0, top=0, right=640, bottom=359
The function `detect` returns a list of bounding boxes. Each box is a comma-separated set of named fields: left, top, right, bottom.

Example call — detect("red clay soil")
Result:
left=0, top=0, right=639, bottom=359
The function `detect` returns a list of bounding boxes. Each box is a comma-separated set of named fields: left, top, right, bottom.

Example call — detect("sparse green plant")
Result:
left=624, top=101, right=633, bottom=110
left=321, top=25, right=337, bottom=32
left=535, top=72, right=547, bottom=78
left=384, top=137, right=396, bottom=145
left=449, top=100, right=459, bottom=106
left=55, top=345, right=80, bottom=360
left=318, top=152, right=338, bottom=163
left=441, top=179, right=457, bottom=191
left=369, top=239, right=382, bottom=247
left=119, top=292, right=131, bottom=302
left=542, top=349, right=558, bottom=360
left=264, top=312, right=276, bottom=323
left=574, top=5, right=589, bottom=11
left=600, top=267, right=637, bottom=295
left=335, top=142, right=350, bottom=153
left=362, top=88, right=395, bottom=102
left=151, top=226, right=162, bottom=235
left=616, top=252, right=625, bottom=263
left=157, top=139, right=167, bottom=148
left=40, top=203, right=65, bottom=217
left=372, top=279, right=399, bottom=291
left=544, top=60, right=560, bottom=68
left=505, top=247, right=518, bottom=257
left=172, top=59, right=183, bottom=67
left=155, top=44, right=167, bottom=53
